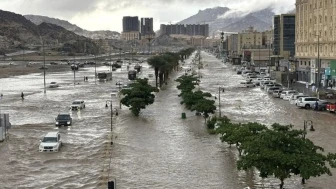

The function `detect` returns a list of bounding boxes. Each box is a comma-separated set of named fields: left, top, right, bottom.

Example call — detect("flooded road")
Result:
left=0, top=52, right=336, bottom=189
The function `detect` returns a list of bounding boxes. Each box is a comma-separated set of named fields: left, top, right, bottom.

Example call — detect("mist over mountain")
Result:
left=178, top=6, right=276, bottom=35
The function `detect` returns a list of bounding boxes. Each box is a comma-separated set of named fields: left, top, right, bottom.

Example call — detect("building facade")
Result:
left=233, top=27, right=273, bottom=65
left=273, top=14, right=296, bottom=58
left=122, top=16, right=140, bottom=41
left=122, top=16, right=139, bottom=32
left=295, top=0, right=336, bottom=85
left=140, top=18, right=155, bottom=38
left=160, top=24, right=209, bottom=37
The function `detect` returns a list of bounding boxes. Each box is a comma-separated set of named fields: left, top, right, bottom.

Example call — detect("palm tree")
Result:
left=147, top=55, right=166, bottom=88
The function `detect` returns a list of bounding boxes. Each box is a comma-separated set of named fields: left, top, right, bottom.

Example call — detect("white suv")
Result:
left=70, top=100, right=85, bottom=110
left=39, top=132, right=62, bottom=152
left=296, top=97, right=326, bottom=109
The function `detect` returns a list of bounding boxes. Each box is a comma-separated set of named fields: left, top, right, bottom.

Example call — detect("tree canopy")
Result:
left=215, top=119, right=336, bottom=189
left=120, top=78, right=157, bottom=116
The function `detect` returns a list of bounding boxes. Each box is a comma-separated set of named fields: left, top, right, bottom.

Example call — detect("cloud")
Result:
left=0, top=0, right=295, bottom=31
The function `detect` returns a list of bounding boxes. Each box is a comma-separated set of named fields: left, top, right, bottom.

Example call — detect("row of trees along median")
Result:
left=207, top=116, right=336, bottom=189
left=120, top=48, right=194, bottom=116
left=148, top=48, right=194, bottom=88
left=175, top=74, right=216, bottom=121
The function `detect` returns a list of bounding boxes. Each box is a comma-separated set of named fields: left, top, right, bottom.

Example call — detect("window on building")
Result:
left=309, top=61, right=311, bottom=66
left=305, top=61, right=307, bottom=66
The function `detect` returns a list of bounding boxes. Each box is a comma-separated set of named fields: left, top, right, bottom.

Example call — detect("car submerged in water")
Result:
left=55, top=113, right=72, bottom=126
left=70, top=100, right=85, bottom=110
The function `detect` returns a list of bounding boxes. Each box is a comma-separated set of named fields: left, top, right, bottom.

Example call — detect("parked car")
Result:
left=314, top=101, right=329, bottom=111
left=282, top=90, right=298, bottom=100
left=326, top=103, right=336, bottom=112
left=49, top=82, right=59, bottom=88
left=239, top=81, right=255, bottom=88
left=280, top=90, right=297, bottom=99
left=55, top=113, right=72, bottom=126
left=260, top=81, right=275, bottom=89
left=272, top=90, right=283, bottom=98
left=289, top=94, right=308, bottom=105
left=267, top=87, right=281, bottom=94
left=39, top=132, right=62, bottom=152
left=70, top=100, right=85, bottom=110
left=296, top=97, right=326, bottom=109
left=50, top=62, right=58, bottom=65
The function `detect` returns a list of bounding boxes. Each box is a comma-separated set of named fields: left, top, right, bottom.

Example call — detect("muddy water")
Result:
left=0, top=52, right=335, bottom=189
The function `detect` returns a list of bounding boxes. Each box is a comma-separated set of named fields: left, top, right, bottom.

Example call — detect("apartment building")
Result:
left=121, top=16, right=140, bottom=41
left=295, top=0, right=336, bottom=84
left=233, top=27, right=273, bottom=66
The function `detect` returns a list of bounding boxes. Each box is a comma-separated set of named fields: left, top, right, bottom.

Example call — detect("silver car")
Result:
left=272, top=90, right=283, bottom=98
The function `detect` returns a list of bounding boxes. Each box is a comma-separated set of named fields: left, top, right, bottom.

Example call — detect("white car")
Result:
left=280, top=90, right=296, bottom=99
left=289, top=94, right=308, bottom=105
left=240, top=81, right=255, bottom=88
left=39, top=132, right=62, bottom=152
left=49, top=82, right=59, bottom=88
left=282, top=91, right=298, bottom=100
left=70, top=100, right=85, bottom=110
left=296, top=97, right=326, bottom=109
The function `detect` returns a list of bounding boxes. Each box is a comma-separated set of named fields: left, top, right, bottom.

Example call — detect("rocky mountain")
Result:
left=24, top=15, right=120, bottom=39
left=0, top=9, right=98, bottom=54
left=178, top=7, right=275, bottom=35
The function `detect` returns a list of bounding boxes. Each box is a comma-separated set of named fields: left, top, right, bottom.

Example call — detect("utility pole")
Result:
left=258, top=44, right=261, bottom=73
left=94, top=53, right=97, bottom=85
left=43, top=40, right=46, bottom=93
left=268, top=39, right=271, bottom=74
left=218, top=87, right=221, bottom=117
left=317, top=36, right=320, bottom=91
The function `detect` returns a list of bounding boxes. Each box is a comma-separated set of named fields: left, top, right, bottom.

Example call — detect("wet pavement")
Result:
left=0, top=52, right=336, bottom=189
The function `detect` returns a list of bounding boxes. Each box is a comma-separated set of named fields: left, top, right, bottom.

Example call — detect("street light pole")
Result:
left=94, top=53, right=97, bottom=85
left=43, top=40, right=46, bottom=94
left=218, top=87, right=224, bottom=117
left=106, top=99, right=113, bottom=145
left=317, top=36, right=320, bottom=90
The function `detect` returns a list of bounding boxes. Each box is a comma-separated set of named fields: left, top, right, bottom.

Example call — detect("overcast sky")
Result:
left=0, top=0, right=295, bottom=32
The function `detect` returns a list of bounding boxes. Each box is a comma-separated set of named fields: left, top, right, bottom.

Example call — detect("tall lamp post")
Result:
left=220, top=31, right=224, bottom=60
left=218, top=87, right=224, bottom=117
left=42, top=40, right=46, bottom=93
left=313, top=34, right=321, bottom=93
left=116, top=81, right=122, bottom=109
left=105, top=99, right=113, bottom=145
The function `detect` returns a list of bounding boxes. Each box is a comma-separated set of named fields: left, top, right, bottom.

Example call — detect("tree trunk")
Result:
left=155, top=68, right=159, bottom=88
left=301, top=178, right=305, bottom=184
left=280, top=179, right=284, bottom=189
left=159, top=72, right=163, bottom=87
left=236, top=143, right=242, bottom=156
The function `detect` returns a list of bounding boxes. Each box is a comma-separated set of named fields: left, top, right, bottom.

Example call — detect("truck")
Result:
left=98, top=72, right=112, bottom=81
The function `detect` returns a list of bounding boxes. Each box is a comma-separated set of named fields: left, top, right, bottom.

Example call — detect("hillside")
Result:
left=0, top=9, right=98, bottom=54
left=24, top=15, right=120, bottom=39
left=178, top=7, right=274, bottom=34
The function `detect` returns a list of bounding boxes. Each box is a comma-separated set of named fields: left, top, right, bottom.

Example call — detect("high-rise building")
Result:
left=295, top=0, right=336, bottom=84
left=273, top=14, right=296, bottom=58
left=140, top=18, right=155, bottom=37
left=160, top=24, right=209, bottom=37
left=122, top=16, right=140, bottom=41
left=122, top=16, right=139, bottom=32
